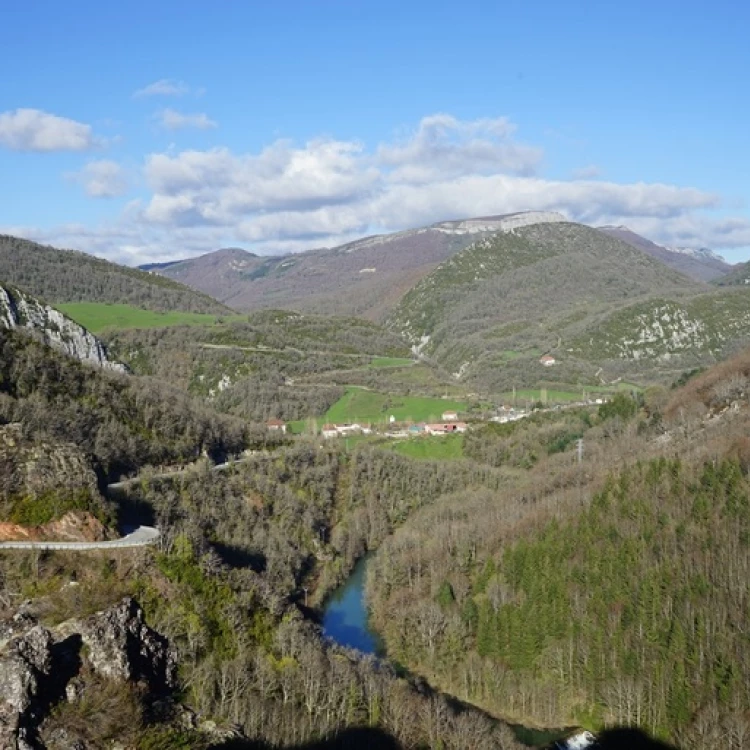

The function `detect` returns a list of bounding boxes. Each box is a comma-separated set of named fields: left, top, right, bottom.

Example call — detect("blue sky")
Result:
left=1, top=0, right=748, bottom=264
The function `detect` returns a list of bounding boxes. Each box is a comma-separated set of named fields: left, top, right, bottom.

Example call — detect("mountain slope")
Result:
left=387, top=221, right=706, bottom=388
left=0, top=235, right=230, bottom=314
left=151, top=212, right=567, bottom=319
left=598, top=225, right=733, bottom=282
left=712, top=258, right=750, bottom=287
left=0, top=283, right=126, bottom=371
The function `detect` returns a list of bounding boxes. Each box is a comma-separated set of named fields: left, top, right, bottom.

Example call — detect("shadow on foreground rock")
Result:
left=212, top=727, right=402, bottom=750
left=213, top=725, right=681, bottom=750
left=597, top=727, right=679, bottom=750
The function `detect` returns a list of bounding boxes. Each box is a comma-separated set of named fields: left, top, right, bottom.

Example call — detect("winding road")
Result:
left=0, top=525, right=160, bottom=551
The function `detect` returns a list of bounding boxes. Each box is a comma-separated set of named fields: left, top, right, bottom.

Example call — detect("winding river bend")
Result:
left=321, top=555, right=384, bottom=656
left=321, top=554, right=571, bottom=749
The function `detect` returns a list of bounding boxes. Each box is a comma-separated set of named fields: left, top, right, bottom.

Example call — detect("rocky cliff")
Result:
left=0, top=423, right=109, bottom=532
left=0, top=598, right=177, bottom=749
left=0, top=284, right=126, bottom=372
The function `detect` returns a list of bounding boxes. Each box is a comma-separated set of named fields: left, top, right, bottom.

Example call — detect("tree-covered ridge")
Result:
left=469, top=458, right=749, bottom=745
left=0, top=235, right=230, bottom=314
left=364, top=355, right=750, bottom=749
left=0, top=328, right=253, bottom=482
left=104, top=314, right=413, bottom=422
left=385, top=222, right=732, bottom=390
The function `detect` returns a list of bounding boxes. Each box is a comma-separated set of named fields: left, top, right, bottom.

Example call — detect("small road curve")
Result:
left=107, top=454, right=259, bottom=491
left=0, top=526, right=160, bottom=551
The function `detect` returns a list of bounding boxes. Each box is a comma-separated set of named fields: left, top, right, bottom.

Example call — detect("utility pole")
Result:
left=577, top=438, right=584, bottom=464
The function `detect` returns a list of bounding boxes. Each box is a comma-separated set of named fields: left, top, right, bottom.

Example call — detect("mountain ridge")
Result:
left=0, top=235, right=230, bottom=315
left=597, top=225, right=733, bottom=282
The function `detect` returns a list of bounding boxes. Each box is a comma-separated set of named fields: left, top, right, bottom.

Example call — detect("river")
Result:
left=321, top=554, right=571, bottom=749
left=322, top=554, right=384, bottom=655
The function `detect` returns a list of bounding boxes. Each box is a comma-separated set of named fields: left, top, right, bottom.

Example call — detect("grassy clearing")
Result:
left=387, top=434, right=464, bottom=460
left=368, top=356, right=415, bottom=368
left=58, top=302, right=242, bottom=333
left=325, top=387, right=468, bottom=425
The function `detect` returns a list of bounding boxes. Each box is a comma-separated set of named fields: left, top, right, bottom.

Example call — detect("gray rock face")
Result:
left=0, top=598, right=176, bottom=749
left=62, top=598, right=177, bottom=689
left=0, top=625, right=53, bottom=749
left=0, top=284, right=127, bottom=373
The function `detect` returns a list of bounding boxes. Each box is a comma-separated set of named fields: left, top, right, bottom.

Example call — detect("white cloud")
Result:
left=69, top=160, right=129, bottom=198
left=0, top=108, right=96, bottom=152
left=6, top=113, right=748, bottom=265
left=156, top=109, right=218, bottom=130
left=378, top=114, right=542, bottom=183
left=133, top=79, right=192, bottom=98
left=142, top=139, right=379, bottom=225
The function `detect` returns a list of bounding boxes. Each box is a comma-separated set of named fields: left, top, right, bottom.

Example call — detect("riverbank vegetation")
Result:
left=365, top=352, right=750, bottom=748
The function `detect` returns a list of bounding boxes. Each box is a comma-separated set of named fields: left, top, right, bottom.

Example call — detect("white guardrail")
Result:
left=0, top=526, right=160, bottom=551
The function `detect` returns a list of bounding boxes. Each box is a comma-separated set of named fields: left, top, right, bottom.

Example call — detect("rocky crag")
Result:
left=0, top=598, right=176, bottom=750
left=0, top=284, right=126, bottom=373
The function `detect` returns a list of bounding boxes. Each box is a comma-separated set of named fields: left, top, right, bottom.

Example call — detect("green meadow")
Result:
left=58, top=302, right=241, bottom=333
left=387, top=434, right=464, bottom=460
left=324, top=387, right=467, bottom=425
left=368, top=356, right=416, bottom=368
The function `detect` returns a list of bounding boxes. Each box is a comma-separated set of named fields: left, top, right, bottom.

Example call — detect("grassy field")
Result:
left=368, top=356, right=415, bottom=368
left=325, top=387, right=468, bottom=425
left=387, top=434, right=464, bottom=460
left=58, top=302, right=241, bottom=333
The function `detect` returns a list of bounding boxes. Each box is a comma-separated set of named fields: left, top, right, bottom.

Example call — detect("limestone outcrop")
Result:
left=0, top=284, right=127, bottom=373
left=0, top=599, right=176, bottom=749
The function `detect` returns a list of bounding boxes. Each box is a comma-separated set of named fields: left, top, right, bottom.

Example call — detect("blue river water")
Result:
left=321, top=555, right=571, bottom=748
left=321, top=555, right=385, bottom=655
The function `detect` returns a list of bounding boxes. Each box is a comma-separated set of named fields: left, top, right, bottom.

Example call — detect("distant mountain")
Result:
left=0, top=235, right=230, bottom=314
left=387, top=221, right=711, bottom=389
left=0, top=283, right=126, bottom=371
left=151, top=212, right=568, bottom=320
left=598, top=225, right=732, bottom=282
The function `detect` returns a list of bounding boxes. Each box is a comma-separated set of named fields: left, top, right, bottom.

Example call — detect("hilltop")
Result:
left=387, top=221, right=708, bottom=389
left=148, top=212, right=568, bottom=319
left=0, top=235, right=230, bottom=314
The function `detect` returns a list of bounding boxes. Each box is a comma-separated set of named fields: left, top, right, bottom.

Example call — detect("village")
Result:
left=265, top=394, right=612, bottom=440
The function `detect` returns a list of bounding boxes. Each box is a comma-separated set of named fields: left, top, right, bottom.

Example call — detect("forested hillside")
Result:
left=104, top=311, right=418, bottom=422
left=0, top=328, right=252, bottom=481
left=365, top=353, right=750, bottom=749
left=385, top=222, right=750, bottom=391
left=0, top=235, right=230, bottom=314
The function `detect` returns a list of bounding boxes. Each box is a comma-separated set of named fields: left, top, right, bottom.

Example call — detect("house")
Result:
left=266, top=419, right=287, bottom=433
left=540, top=354, right=556, bottom=367
left=425, top=422, right=467, bottom=435
left=321, top=424, right=338, bottom=439
left=441, top=410, right=459, bottom=421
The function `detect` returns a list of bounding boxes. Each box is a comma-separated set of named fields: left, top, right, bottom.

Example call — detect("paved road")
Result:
left=107, top=455, right=256, bottom=490
left=0, top=525, right=160, bottom=551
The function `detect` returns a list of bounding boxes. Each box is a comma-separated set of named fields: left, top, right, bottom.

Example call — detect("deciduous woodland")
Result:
left=1, top=270, right=750, bottom=747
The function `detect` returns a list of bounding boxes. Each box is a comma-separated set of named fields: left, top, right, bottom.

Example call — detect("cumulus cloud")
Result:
left=142, top=139, right=379, bottom=226
left=133, top=79, right=192, bottom=98
left=69, top=160, right=129, bottom=198
left=7, top=112, right=748, bottom=265
left=378, top=114, right=542, bottom=183
left=156, top=108, right=218, bottom=130
left=0, top=108, right=96, bottom=152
